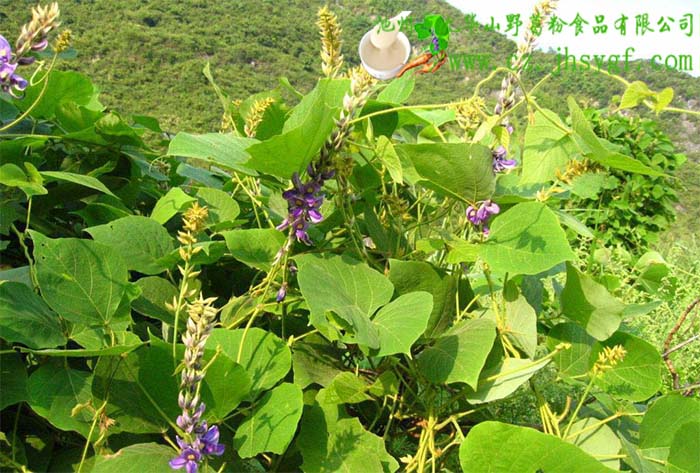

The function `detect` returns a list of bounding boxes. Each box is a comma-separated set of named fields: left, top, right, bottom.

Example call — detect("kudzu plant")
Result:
left=1, top=2, right=699, bottom=473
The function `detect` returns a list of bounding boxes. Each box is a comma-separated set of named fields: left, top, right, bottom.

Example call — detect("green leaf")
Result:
left=28, top=361, right=94, bottom=437
left=0, top=163, right=47, bottom=197
left=233, top=383, right=303, bottom=457
left=520, top=110, right=576, bottom=184
left=375, top=135, right=403, bottom=184
left=167, top=132, right=256, bottom=174
left=86, top=216, right=173, bottom=275
left=480, top=202, right=575, bottom=275
left=590, top=332, right=663, bottom=402
left=40, top=170, right=116, bottom=197
left=325, top=372, right=373, bottom=404
left=371, top=292, right=432, bottom=357
left=30, top=231, right=129, bottom=326
left=17, top=70, right=102, bottom=118
left=561, top=263, right=624, bottom=340
left=668, top=422, right=700, bottom=473
left=619, top=81, right=653, bottom=110
left=296, top=254, right=393, bottom=348
left=567, top=418, right=622, bottom=470
left=640, top=395, right=700, bottom=468
left=291, top=334, right=344, bottom=389
left=459, top=421, right=612, bottom=472
left=569, top=172, right=608, bottom=199
left=394, top=143, right=495, bottom=203
left=377, top=74, right=415, bottom=104
left=195, top=187, right=240, bottom=230
left=0, top=353, right=27, bottom=410
left=0, top=281, right=66, bottom=349
left=416, top=318, right=496, bottom=388
left=388, top=259, right=457, bottom=337
left=568, top=97, right=663, bottom=177
left=503, top=289, right=537, bottom=358
left=221, top=228, right=287, bottom=271
left=206, top=328, right=291, bottom=397
left=91, top=443, right=178, bottom=473
left=245, top=78, right=349, bottom=177
left=132, top=276, right=179, bottom=326
left=150, top=187, right=196, bottom=225
left=464, top=357, right=550, bottom=404
left=547, top=323, right=595, bottom=380
left=19, top=342, right=142, bottom=358
left=297, top=389, right=398, bottom=473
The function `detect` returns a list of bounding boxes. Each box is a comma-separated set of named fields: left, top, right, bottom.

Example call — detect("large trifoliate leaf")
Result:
left=394, top=143, right=495, bottom=203
left=520, top=109, right=578, bottom=184
left=480, top=202, right=575, bottom=276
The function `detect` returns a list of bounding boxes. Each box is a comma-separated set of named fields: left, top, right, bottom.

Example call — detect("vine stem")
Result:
left=77, top=400, right=107, bottom=473
left=562, top=375, right=595, bottom=438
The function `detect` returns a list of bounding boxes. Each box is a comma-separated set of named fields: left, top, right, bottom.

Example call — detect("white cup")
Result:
left=358, top=30, right=411, bottom=81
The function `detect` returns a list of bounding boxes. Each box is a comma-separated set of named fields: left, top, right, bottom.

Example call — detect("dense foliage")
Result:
left=1, top=3, right=700, bottom=473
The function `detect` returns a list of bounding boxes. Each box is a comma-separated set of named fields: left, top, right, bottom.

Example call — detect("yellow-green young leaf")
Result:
left=652, top=87, right=674, bottom=113
left=416, top=318, right=496, bottom=388
left=0, top=163, right=48, bottom=197
left=233, top=383, right=303, bottom=457
left=0, top=282, right=66, bottom=349
left=195, top=187, right=240, bottom=230
left=221, top=228, right=287, bottom=272
left=40, top=171, right=116, bottom=197
left=459, top=422, right=613, bottom=472
left=561, top=263, right=624, bottom=340
left=520, top=109, right=576, bottom=184
left=325, top=372, right=373, bottom=404
left=375, top=135, right=403, bottom=184
left=480, top=202, right=575, bottom=276
left=30, top=231, right=129, bottom=326
left=619, top=81, right=653, bottom=109
left=86, top=216, right=174, bottom=275
left=590, top=332, right=664, bottom=402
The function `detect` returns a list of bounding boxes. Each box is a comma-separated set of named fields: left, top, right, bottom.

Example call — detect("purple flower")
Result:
left=0, top=35, right=28, bottom=97
left=466, top=200, right=500, bottom=235
left=492, top=146, right=517, bottom=172
left=276, top=283, right=287, bottom=303
left=431, top=34, right=440, bottom=53
left=169, top=446, right=201, bottom=473
left=200, top=425, right=225, bottom=456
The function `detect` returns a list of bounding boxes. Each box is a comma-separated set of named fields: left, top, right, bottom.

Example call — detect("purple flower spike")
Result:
left=169, top=446, right=201, bottom=473
left=279, top=162, right=333, bottom=245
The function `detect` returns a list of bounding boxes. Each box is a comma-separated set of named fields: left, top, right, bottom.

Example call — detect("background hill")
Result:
left=2, top=0, right=699, bottom=232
